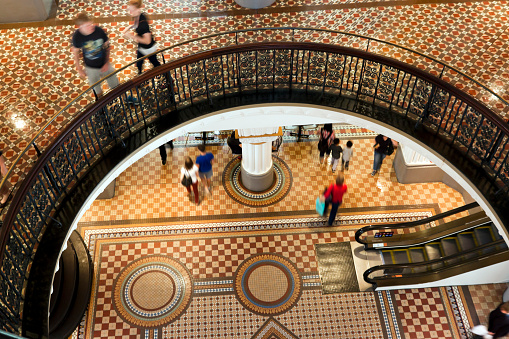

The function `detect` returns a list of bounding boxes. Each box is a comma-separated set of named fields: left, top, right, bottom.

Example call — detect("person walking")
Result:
left=122, top=0, right=161, bottom=75
left=159, top=141, right=174, bottom=165
left=0, top=150, right=11, bottom=208
left=318, top=123, right=335, bottom=166
left=72, top=13, right=119, bottom=98
left=487, top=302, right=509, bottom=338
left=371, top=134, right=393, bottom=176
left=196, top=144, right=214, bottom=194
left=329, top=138, right=342, bottom=173
left=323, top=172, right=347, bottom=226
left=180, top=156, right=200, bottom=205
left=342, top=140, right=353, bottom=171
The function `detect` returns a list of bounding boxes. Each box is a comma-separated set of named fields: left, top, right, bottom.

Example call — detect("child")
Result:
left=342, top=140, right=353, bottom=171
left=329, top=138, right=342, bottom=173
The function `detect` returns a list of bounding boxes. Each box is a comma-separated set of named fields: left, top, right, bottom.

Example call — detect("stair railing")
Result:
left=363, top=238, right=508, bottom=286
left=355, top=202, right=480, bottom=246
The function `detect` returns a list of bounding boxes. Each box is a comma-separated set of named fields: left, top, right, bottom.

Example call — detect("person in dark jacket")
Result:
left=122, top=0, right=161, bottom=74
left=371, top=134, right=393, bottom=176
left=488, top=302, right=509, bottom=338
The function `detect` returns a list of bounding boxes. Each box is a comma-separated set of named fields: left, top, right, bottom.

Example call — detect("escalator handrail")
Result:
left=363, top=238, right=507, bottom=284
left=355, top=202, right=479, bottom=245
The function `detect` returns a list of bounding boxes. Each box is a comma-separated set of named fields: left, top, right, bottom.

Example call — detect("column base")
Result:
left=234, top=0, right=275, bottom=9
left=240, top=165, right=275, bottom=192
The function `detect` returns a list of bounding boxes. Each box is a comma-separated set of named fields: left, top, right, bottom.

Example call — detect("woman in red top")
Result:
left=323, top=172, right=347, bottom=226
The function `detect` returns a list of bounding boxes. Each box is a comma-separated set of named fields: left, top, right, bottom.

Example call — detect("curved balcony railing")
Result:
left=2, top=27, right=509, bottom=223
left=0, top=29, right=509, bottom=335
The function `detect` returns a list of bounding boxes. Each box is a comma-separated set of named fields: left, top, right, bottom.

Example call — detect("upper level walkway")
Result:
left=0, top=0, right=508, bottom=190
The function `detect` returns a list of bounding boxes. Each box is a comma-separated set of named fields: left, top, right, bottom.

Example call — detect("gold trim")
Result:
left=236, top=127, right=283, bottom=139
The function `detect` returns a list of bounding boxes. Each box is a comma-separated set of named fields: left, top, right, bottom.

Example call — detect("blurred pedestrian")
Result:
left=180, top=156, right=200, bottom=205
left=317, top=123, right=335, bottom=166
left=196, top=144, right=214, bottom=194
left=122, top=0, right=161, bottom=74
left=342, top=140, right=353, bottom=171
left=329, top=138, right=342, bottom=173
left=487, top=302, right=509, bottom=338
left=72, top=13, right=119, bottom=98
left=371, top=134, right=394, bottom=176
left=0, top=150, right=10, bottom=208
left=323, top=172, right=347, bottom=226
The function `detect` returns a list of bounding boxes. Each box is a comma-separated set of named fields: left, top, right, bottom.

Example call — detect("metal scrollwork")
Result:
left=205, top=56, right=224, bottom=93
left=308, top=51, right=327, bottom=86
left=137, top=80, right=159, bottom=119
left=376, top=65, right=398, bottom=102
left=257, top=50, right=274, bottom=85
left=238, top=51, right=256, bottom=86
left=274, top=49, right=292, bottom=83
left=324, top=53, right=345, bottom=89
left=471, top=117, right=498, bottom=159
left=187, top=62, right=207, bottom=97
left=426, top=88, right=449, bottom=127
left=457, top=106, right=482, bottom=148
left=359, top=60, right=379, bottom=98
left=104, top=97, right=129, bottom=136
left=408, top=78, right=432, bottom=118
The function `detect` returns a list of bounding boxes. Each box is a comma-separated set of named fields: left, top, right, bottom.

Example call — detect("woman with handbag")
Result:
left=180, top=156, right=200, bottom=205
left=122, top=0, right=161, bottom=74
left=323, top=172, right=347, bottom=226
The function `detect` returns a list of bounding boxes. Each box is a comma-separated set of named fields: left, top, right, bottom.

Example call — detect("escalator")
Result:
left=355, top=202, right=509, bottom=288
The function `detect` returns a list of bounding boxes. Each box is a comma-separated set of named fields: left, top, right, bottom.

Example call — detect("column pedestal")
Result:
left=237, top=128, right=280, bottom=192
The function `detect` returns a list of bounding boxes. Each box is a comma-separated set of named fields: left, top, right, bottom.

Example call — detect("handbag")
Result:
left=181, top=170, right=193, bottom=187
left=316, top=197, right=325, bottom=216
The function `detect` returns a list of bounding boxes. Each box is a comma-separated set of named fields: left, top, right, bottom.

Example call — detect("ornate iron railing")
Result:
left=2, top=28, right=509, bottom=222
left=0, top=33, right=508, bottom=335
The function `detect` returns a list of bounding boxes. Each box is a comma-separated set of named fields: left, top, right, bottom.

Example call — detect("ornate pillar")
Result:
left=237, top=127, right=282, bottom=192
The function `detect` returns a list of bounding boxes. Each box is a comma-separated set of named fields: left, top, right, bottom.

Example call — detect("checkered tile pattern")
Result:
left=96, top=230, right=353, bottom=281
left=468, top=283, right=509, bottom=329
left=1, top=0, right=509, bottom=194
left=88, top=217, right=389, bottom=338
left=80, top=139, right=465, bottom=222
left=393, top=288, right=452, bottom=339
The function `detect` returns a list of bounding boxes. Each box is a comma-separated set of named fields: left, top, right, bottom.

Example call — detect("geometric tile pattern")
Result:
left=2, top=0, right=509, bottom=195
left=76, top=210, right=502, bottom=339
left=393, top=288, right=454, bottom=339
left=1, top=0, right=508, bottom=338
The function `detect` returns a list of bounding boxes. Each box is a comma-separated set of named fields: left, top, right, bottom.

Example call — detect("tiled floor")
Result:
left=0, top=0, right=508, bottom=338
left=1, top=0, right=509, bottom=190
left=80, top=138, right=466, bottom=222
left=76, top=136, right=508, bottom=339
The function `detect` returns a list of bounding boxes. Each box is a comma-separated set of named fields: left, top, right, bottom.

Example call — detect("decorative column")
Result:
left=237, top=127, right=282, bottom=192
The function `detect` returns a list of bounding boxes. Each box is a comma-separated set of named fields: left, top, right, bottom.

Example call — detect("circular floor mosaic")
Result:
left=234, top=253, right=302, bottom=316
left=222, top=156, right=293, bottom=207
left=112, top=255, right=193, bottom=328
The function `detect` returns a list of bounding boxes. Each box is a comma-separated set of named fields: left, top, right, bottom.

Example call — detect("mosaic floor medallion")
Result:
left=234, top=253, right=302, bottom=316
left=222, top=156, right=293, bottom=207
left=112, top=255, right=193, bottom=328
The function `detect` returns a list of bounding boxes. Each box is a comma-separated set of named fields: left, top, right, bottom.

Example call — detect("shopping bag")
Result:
left=316, top=197, right=325, bottom=216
